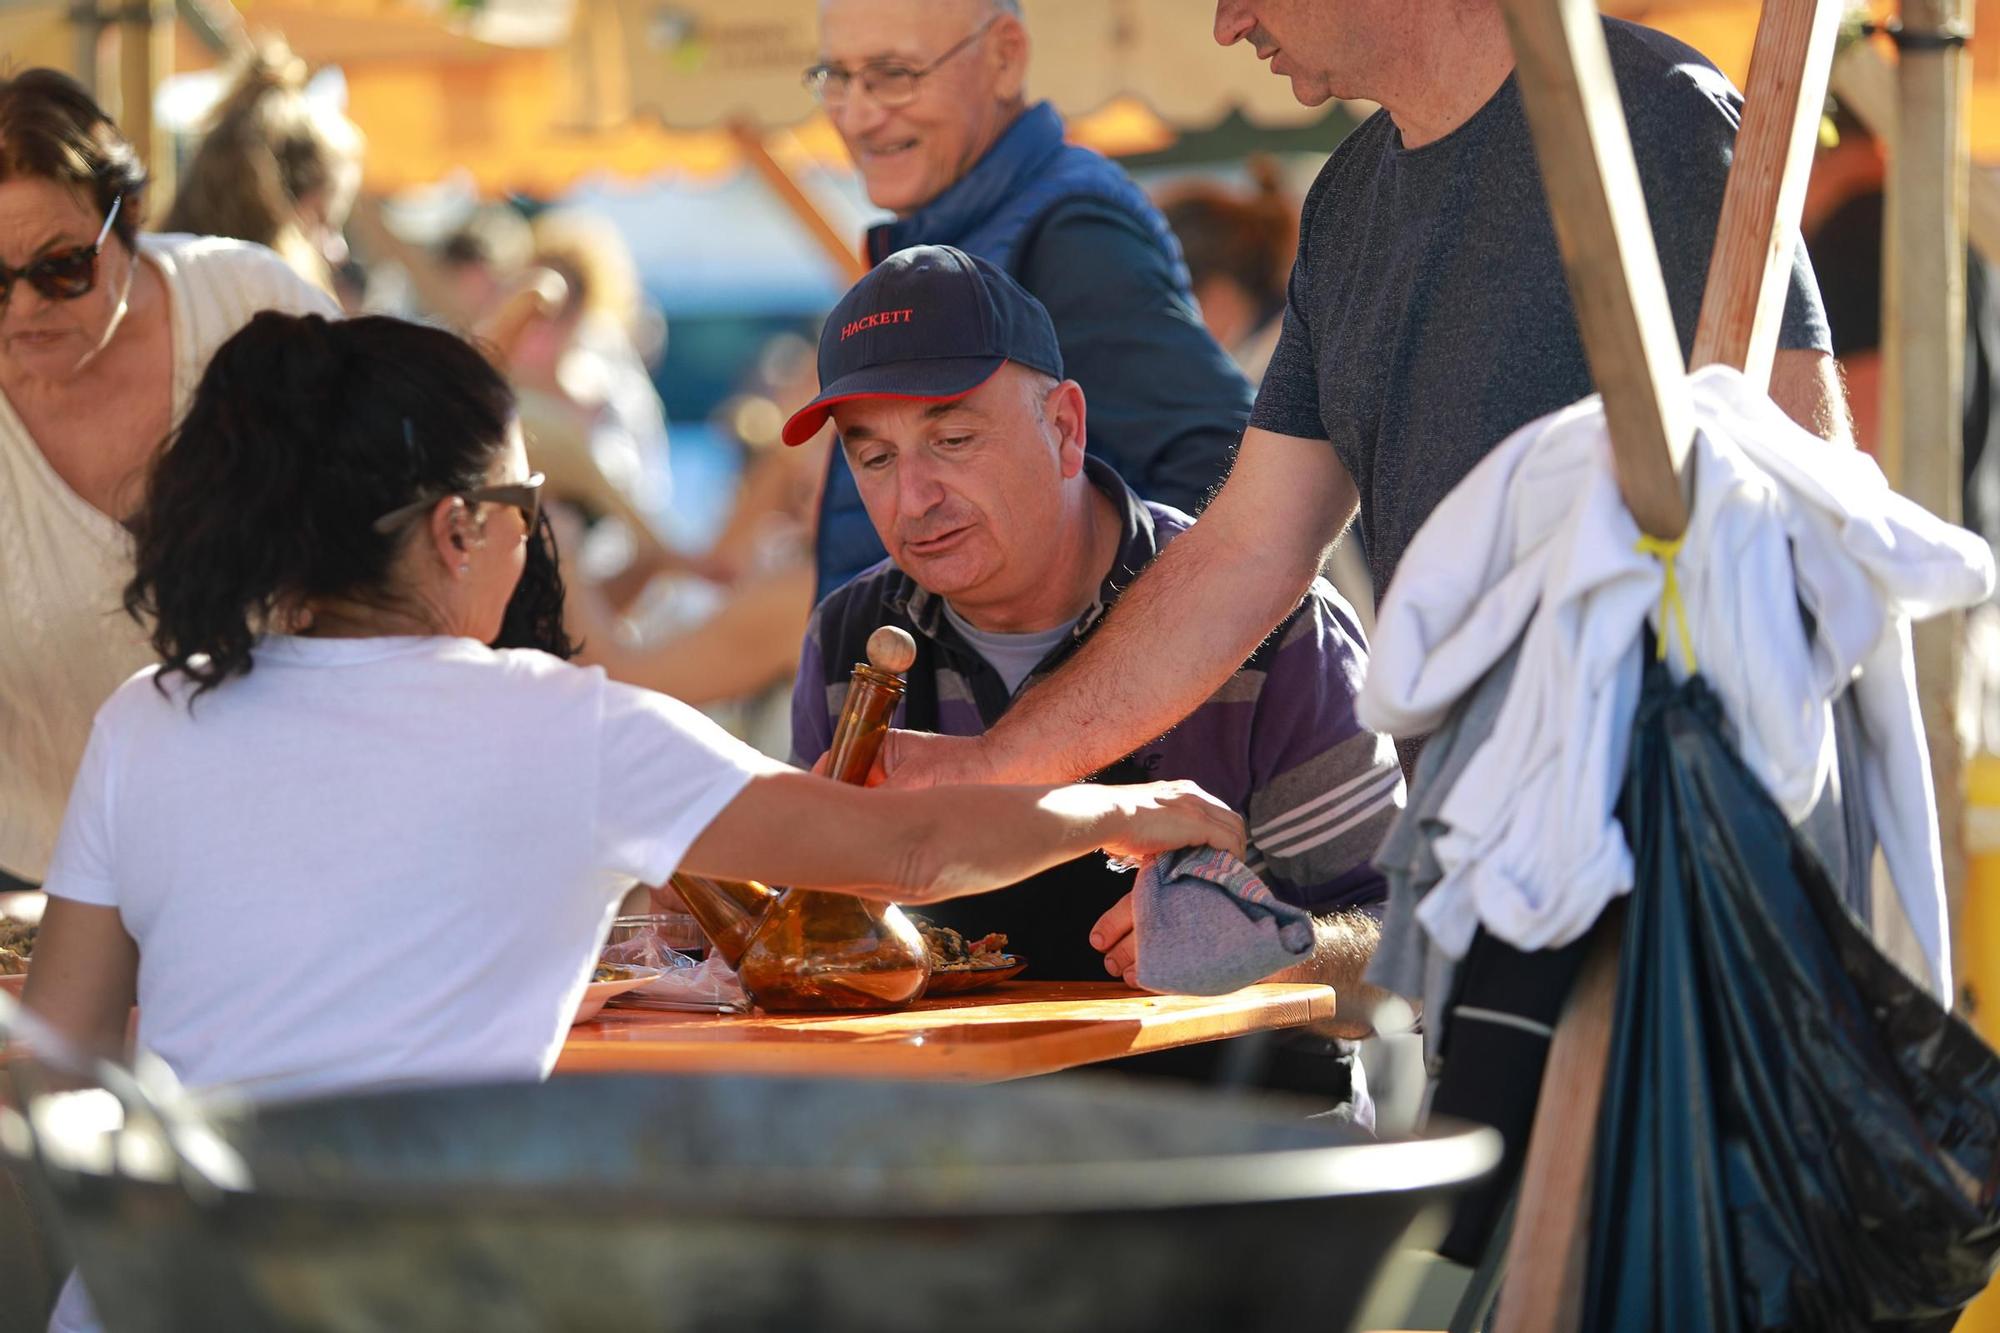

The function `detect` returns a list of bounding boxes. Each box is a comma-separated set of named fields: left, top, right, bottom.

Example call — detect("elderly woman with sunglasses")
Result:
left=0, top=69, right=339, bottom=891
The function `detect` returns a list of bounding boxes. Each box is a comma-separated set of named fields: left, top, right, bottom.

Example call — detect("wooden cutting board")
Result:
left=557, top=980, right=1338, bottom=1082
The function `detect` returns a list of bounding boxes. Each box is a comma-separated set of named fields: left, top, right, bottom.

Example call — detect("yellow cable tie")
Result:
left=1633, top=533, right=1697, bottom=674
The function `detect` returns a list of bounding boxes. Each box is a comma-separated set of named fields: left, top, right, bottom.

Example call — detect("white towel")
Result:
left=1358, top=365, right=1994, bottom=1001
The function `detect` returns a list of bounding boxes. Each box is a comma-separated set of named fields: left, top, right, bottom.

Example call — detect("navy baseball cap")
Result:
left=782, top=244, right=1065, bottom=446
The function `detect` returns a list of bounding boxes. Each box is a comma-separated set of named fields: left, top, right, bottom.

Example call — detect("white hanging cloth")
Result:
left=1358, top=364, right=1995, bottom=1002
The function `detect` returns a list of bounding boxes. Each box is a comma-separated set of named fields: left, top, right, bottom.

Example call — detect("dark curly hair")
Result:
left=124, top=312, right=575, bottom=700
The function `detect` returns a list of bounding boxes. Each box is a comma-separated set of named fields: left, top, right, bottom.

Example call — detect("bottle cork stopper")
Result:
left=866, top=625, right=918, bottom=676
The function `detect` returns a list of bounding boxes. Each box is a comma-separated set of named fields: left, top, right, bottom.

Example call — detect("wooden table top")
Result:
left=557, top=980, right=1337, bottom=1082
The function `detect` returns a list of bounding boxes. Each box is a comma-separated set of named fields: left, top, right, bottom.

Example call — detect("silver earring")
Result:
left=458, top=561, right=471, bottom=574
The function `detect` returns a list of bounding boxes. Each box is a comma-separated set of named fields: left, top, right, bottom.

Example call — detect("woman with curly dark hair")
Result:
left=25, top=311, right=1245, bottom=1317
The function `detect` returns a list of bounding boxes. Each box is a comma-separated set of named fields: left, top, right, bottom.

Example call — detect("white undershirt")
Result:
left=941, top=602, right=1079, bottom=696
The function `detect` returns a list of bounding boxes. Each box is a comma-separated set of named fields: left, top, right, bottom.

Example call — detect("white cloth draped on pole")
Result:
left=1357, top=365, right=1995, bottom=1002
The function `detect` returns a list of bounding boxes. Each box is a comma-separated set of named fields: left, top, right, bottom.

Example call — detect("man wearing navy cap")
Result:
left=786, top=247, right=1401, bottom=1112
left=803, top=0, right=1251, bottom=603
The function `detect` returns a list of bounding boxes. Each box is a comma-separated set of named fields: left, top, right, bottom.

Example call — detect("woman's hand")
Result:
left=1088, top=780, right=1246, bottom=866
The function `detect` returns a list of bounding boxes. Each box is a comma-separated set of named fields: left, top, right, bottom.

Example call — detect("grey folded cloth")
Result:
left=1133, top=847, right=1316, bottom=995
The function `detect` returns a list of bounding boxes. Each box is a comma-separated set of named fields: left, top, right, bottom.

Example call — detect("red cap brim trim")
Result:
left=780, top=367, right=1006, bottom=446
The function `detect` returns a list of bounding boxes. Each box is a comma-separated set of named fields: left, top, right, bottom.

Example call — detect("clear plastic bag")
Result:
left=601, top=920, right=749, bottom=1014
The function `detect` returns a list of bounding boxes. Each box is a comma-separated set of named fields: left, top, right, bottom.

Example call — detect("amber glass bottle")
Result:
left=673, top=631, right=931, bottom=1012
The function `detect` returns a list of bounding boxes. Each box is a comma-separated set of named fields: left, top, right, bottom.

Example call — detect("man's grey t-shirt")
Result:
left=1251, top=19, right=1832, bottom=598
left=940, top=601, right=1079, bottom=697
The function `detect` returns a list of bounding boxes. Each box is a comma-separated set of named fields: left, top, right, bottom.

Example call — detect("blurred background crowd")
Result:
left=3, top=0, right=1993, bottom=771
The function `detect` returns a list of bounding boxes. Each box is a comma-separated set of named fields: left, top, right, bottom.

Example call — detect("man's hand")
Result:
left=872, top=729, right=1006, bottom=789
left=1089, top=891, right=1140, bottom=985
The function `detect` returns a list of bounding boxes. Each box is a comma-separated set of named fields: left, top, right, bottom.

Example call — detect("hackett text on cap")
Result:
left=840, top=309, right=916, bottom=341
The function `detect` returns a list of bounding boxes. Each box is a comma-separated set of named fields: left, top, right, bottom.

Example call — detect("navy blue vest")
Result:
left=864, top=101, right=1190, bottom=282
left=814, top=102, right=1195, bottom=601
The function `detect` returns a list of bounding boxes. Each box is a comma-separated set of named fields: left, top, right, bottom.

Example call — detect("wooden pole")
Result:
left=728, top=121, right=868, bottom=285
left=1495, top=0, right=1695, bottom=541
left=1691, top=0, right=1844, bottom=384
left=115, top=0, right=174, bottom=209
left=1833, top=39, right=2000, bottom=264
left=1489, top=0, right=1840, bottom=1324
left=68, top=0, right=103, bottom=95
left=1486, top=0, right=1696, bottom=1326
left=1490, top=918, right=1623, bottom=1333
left=1886, top=0, right=1974, bottom=958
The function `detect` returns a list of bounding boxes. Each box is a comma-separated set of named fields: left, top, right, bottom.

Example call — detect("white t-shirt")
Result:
left=41, top=634, right=783, bottom=1103
left=0, top=234, right=340, bottom=881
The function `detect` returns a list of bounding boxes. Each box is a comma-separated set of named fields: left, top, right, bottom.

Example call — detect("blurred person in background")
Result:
left=435, top=206, right=536, bottom=330
left=1159, top=157, right=1295, bottom=383
left=507, top=207, right=674, bottom=590
left=806, top=0, right=1252, bottom=600
left=162, top=41, right=363, bottom=299
left=343, top=196, right=535, bottom=330
left=1160, top=159, right=1374, bottom=631
left=0, top=69, right=339, bottom=895
left=560, top=332, right=831, bottom=759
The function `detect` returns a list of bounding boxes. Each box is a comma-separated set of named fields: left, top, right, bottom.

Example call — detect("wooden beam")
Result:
left=1490, top=919, right=1623, bottom=1333
left=1691, top=0, right=1843, bottom=386
left=1497, top=0, right=1697, bottom=541
left=68, top=0, right=103, bottom=95
left=1487, top=0, right=1696, bottom=1326
left=115, top=0, right=173, bottom=204
left=728, top=121, right=869, bottom=286
left=1887, top=0, right=1974, bottom=953
left=1831, top=40, right=2000, bottom=267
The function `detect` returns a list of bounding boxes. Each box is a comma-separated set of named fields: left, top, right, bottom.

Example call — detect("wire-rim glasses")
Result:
left=803, top=14, right=1001, bottom=109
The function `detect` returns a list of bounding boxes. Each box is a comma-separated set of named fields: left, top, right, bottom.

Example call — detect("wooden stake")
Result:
left=1497, top=0, right=1696, bottom=541
left=1832, top=40, right=2000, bottom=264
left=1490, top=918, right=1623, bottom=1333
left=1486, top=1, right=1694, bottom=1324
left=729, top=121, right=869, bottom=285
left=1691, top=0, right=1844, bottom=386
left=1487, top=0, right=1908, bottom=1325
left=1886, top=0, right=1974, bottom=947
left=116, top=0, right=173, bottom=205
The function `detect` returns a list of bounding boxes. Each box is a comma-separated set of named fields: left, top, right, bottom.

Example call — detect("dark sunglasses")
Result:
left=0, top=196, right=120, bottom=306
left=372, top=473, right=546, bottom=537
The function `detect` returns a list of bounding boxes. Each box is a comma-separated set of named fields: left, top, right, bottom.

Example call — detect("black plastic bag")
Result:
left=1585, top=665, right=2000, bottom=1331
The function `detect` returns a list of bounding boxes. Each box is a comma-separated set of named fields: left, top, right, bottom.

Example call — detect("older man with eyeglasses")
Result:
left=804, top=0, right=1252, bottom=602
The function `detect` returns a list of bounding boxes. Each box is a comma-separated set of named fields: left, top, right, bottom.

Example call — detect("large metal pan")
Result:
left=13, top=1073, right=1496, bottom=1332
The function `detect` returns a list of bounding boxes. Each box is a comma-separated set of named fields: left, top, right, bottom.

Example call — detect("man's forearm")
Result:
left=1270, top=910, right=1387, bottom=1039
left=988, top=521, right=1312, bottom=782
left=1770, top=348, right=1853, bottom=445
left=977, top=430, right=1355, bottom=784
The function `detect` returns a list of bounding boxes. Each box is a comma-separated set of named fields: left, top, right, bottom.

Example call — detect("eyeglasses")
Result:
left=0, top=195, right=121, bottom=307
left=803, top=15, right=1001, bottom=109
left=372, top=473, right=546, bottom=537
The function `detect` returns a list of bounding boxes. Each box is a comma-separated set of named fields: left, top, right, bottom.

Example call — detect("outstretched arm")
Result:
left=876, top=426, right=1359, bottom=788
left=681, top=772, right=1246, bottom=906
